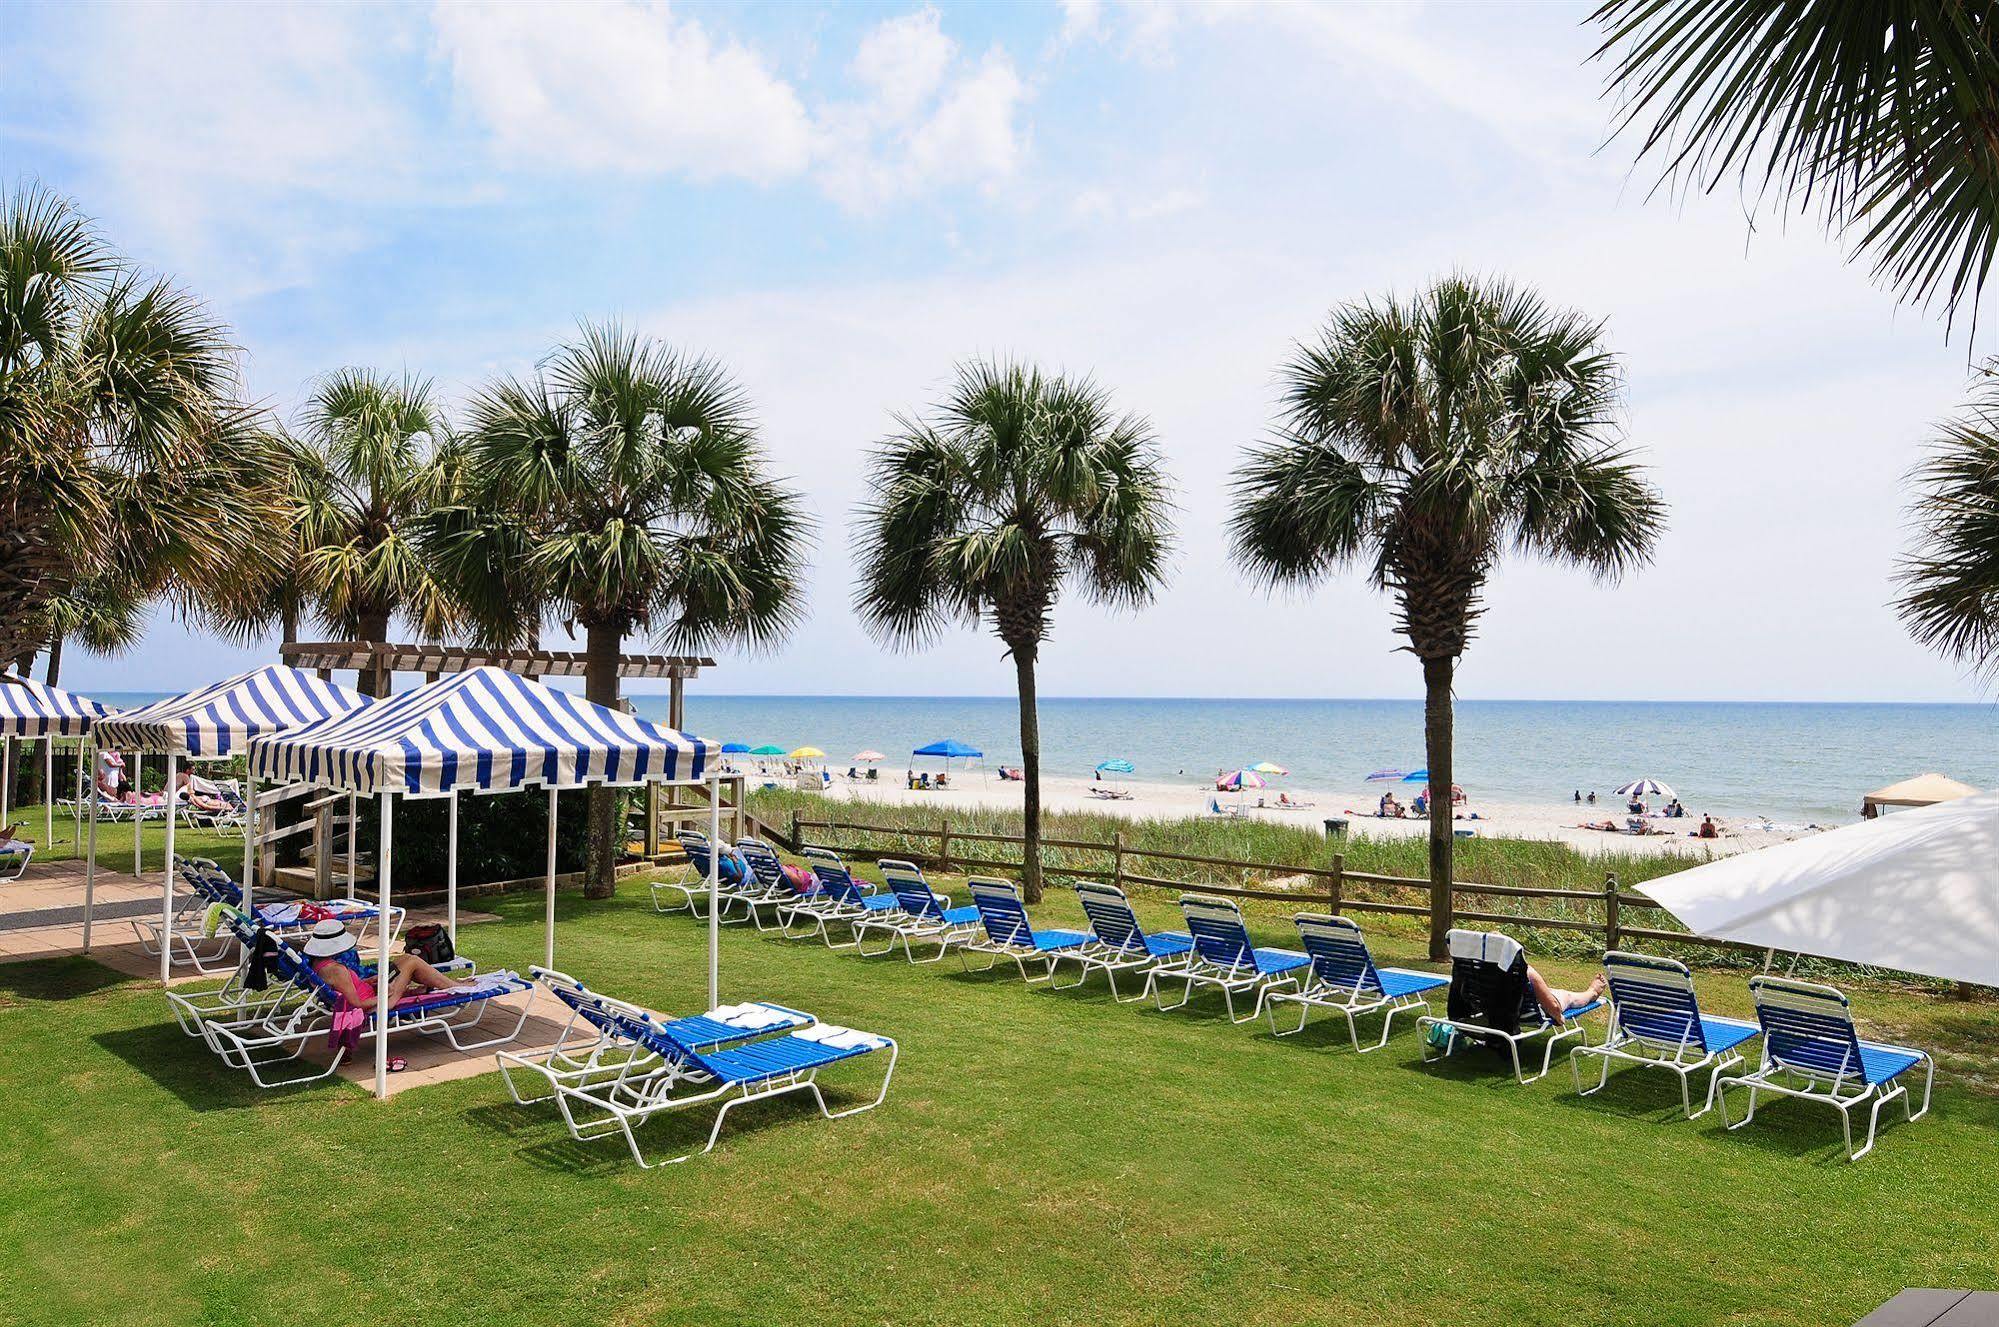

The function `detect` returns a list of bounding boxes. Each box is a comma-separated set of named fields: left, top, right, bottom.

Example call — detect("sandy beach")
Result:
left=742, top=769, right=1821, bottom=859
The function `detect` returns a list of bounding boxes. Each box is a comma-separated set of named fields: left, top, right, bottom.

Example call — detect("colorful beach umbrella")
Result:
left=853, top=750, right=885, bottom=762
left=720, top=742, right=751, bottom=754
left=1250, top=761, right=1289, bottom=776
left=1400, top=769, right=1430, bottom=784
left=1219, top=768, right=1266, bottom=791
left=749, top=744, right=786, bottom=757
left=1615, top=778, right=1676, bottom=800
left=790, top=746, right=826, bottom=760
left=1365, top=768, right=1413, bottom=782
left=1095, top=759, right=1135, bottom=774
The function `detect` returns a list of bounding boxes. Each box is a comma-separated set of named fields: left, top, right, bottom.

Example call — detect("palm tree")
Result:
left=1899, top=370, right=1999, bottom=672
left=854, top=361, right=1173, bottom=902
left=438, top=323, right=809, bottom=898
left=1593, top=2, right=1999, bottom=327
left=203, top=429, right=333, bottom=651
left=290, top=370, right=458, bottom=694
left=1228, top=277, right=1665, bottom=958
left=0, top=183, right=270, bottom=667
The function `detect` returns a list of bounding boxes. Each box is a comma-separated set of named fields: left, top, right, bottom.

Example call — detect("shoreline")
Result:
left=740, top=769, right=1823, bottom=859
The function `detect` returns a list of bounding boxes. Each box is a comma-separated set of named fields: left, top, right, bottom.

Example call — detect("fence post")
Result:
left=1603, top=871, right=1621, bottom=954
left=789, top=808, right=801, bottom=852
left=1112, top=830, right=1124, bottom=890
left=1329, top=851, right=1345, bottom=915
left=938, top=818, right=952, bottom=872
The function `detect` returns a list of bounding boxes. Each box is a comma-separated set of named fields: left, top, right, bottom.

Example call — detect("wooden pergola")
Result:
left=275, top=641, right=735, bottom=866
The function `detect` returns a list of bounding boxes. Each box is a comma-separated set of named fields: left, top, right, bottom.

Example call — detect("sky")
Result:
left=4, top=0, right=1992, bottom=703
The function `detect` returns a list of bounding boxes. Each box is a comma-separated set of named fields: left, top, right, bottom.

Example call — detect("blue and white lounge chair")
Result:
left=0, top=836, right=30, bottom=882
left=1265, top=914, right=1447, bottom=1050
left=195, top=941, right=532, bottom=1089
left=549, top=1000, right=897, bottom=1167
left=1570, top=951, right=1760, bottom=1117
left=1049, top=880, right=1194, bottom=1001
left=958, top=876, right=1091, bottom=982
left=730, top=838, right=803, bottom=930
left=1151, top=894, right=1309, bottom=1023
left=653, top=830, right=759, bottom=918
left=1715, top=976, right=1934, bottom=1161
left=497, top=967, right=816, bottom=1105
left=780, top=847, right=901, bottom=949
left=1416, top=929, right=1602, bottom=1084
left=149, top=857, right=400, bottom=974
left=853, top=860, right=981, bottom=963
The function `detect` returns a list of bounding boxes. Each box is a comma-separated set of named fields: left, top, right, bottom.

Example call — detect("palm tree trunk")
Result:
left=1422, top=653, right=1455, bottom=960
left=1012, top=644, right=1043, bottom=903
left=355, top=612, right=391, bottom=696
left=43, top=632, right=63, bottom=686
left=581, top=621, right=621, bottom=900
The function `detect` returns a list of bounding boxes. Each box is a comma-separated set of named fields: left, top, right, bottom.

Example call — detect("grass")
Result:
left=3, top=858, right=1997, bottom=1326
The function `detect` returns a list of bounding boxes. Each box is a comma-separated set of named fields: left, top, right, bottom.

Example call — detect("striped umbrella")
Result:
left=1250, top=761, right=1289, bottom=776
left=1614, top=778, right=1676, bottom=801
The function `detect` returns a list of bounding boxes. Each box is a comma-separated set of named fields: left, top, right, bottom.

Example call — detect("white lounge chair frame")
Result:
left=1570, top=950, right=1757, bottom=1118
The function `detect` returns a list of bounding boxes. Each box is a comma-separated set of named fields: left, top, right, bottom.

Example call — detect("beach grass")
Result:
left=3, top=868, right=1995, bottom=1326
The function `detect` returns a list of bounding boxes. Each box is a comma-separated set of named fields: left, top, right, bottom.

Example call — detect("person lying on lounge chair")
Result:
left=302, top=919, right=470, bottom=1008
left=176, top=771, right=231, bottom=815
left=1527, top=966, right=1606, bottom=1023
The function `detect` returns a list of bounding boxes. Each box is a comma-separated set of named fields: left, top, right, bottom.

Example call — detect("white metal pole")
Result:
left=132, top=751, right=142, bottom=875
left=375, top=789, right=393, bottom=1101
left=346, top=792, right=357, bottom=894
left=159, top=752, right=178, bottom=984
left=43, top=737, right=52, bottom=850
left=544, top=786, right=558, bottom=971
left=2, top=735, right=11, bottom=831
left=82, top=738, right=98, bottom=953
left=72, top=736, right=83, bottom=847
left=242, top=771, right=257, bottom=918
left=707, top=771, right=720, bottom=1010
left=446, top=791, right=459, bottom=943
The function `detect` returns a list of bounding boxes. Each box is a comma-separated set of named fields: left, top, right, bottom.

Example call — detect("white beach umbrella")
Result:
left=1640, top=791, right=1999, bottom=987
left=1614, top=778, right=1675, bottom=801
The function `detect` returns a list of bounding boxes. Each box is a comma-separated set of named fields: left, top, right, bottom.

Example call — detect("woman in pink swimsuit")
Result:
left=301, top=920, right=468, bottom=1008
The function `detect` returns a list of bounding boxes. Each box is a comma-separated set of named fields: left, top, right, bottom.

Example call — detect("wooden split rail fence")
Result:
left=758, top=809, right=1762, bottom=960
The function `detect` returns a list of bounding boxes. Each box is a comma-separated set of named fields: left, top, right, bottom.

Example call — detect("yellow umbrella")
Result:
left=790, top=746, right=826, bottom=760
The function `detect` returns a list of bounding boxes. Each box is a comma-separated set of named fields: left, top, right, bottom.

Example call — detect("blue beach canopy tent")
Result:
left=91, top=665, right=371, bottom=980
left=248, top=665, right=716, bottom=1099
left=912, top=739, right=983, bottom=782
left=0, top=673, right=114, bottom=871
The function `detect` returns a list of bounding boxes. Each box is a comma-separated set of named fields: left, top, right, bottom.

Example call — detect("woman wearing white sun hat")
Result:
left=301, top=919, right=468, bottom=1010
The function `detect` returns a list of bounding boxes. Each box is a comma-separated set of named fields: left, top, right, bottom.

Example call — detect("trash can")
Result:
left=1324, top=817, right=1348, bottom=838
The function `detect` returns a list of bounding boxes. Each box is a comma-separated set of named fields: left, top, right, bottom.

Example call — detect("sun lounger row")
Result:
left=140, top=856, right=402, bottom=975
left=658, top=836, right=1933, bottom=1161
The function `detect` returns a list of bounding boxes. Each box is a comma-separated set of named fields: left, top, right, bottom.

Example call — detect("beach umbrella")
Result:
left=853, top=750, right=885, bottom=763
left=1400, top=769, right=1430, bottom=784
left=749, top=744, right=786, bottom=757
left=1219, top=767, right=1265, bottom=811
left=1614, top=778, right=1675, bottom=801
left=1641, top=792, right=1999, bottom=987
left=1366, top=768, right=1413, bottom=782
left=1250, top=761, right=1289, bottom=776
left=790, top=746, right=826, bottom=760
left=720, top=741, right=752, bottom=754
left=1096, top=759, right=1135, bottom=774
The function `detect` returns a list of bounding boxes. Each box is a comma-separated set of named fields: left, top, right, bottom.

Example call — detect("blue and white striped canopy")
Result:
left=0, top=673, right=113, bottom=737
left=247, top=666, right=712, bottom=797
left=94, top=664, right=370, bottom=757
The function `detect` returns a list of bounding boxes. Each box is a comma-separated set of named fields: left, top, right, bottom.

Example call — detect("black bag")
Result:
left=404, top=923, right=455, bottom=966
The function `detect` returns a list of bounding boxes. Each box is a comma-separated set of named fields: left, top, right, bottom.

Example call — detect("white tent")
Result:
left=0, top=674, right=113, bottom=863
left=1861, top=772, right=1978, bottom=816
left=92, top=665, right=371, bottom=979
left=247, top=666, right=719, bottom=1099
left=1642, top=791, right=1999, bottom=988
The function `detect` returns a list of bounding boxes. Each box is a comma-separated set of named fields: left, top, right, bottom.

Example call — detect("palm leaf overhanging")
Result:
left=1593, top=1, right=1999, bottom=331
left=853, top=359, right=1174, bottom=898
left=1229, top=276, right=1664, bottom=954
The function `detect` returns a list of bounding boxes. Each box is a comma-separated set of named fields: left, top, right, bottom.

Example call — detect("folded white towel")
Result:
left=794, top=1024, right=887, bottom=1050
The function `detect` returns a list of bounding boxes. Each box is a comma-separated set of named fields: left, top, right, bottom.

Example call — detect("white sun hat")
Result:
left=301, top=918, right=357, bottom=958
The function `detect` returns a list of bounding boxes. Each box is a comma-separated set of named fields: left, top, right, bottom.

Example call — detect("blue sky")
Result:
left=4, top=1, right=1990, bottom=702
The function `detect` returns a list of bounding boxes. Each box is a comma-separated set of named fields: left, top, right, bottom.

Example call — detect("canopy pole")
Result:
left=43, top=737, right=53, bottom=850
left=544, top=786, right=558, bottom=971
left=446, top=791, right=459, bottom=943
left=242, top=771, right=257, bottom=920
left=159, top=752, right=178, bottom=984
left=375, top=789, right=393, bottom=1101
left=1, top=735, right=11, bottom=833
left=346, top=793, right=357, bottom=894
left=82, top=738, right=98, bottom=953
left=72, top=736, right=83, bottom=846
left=708, top=770, right=720, bottom=1010
left=132, top=751, right=142, bottom=875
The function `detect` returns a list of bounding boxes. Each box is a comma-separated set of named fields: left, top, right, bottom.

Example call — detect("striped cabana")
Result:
left=88, top=665, right=370, bottom=983
left=94, top=664, right=369, bottom=757
left=245, top=667, right=720, bottom=1100
left=0, top=674, right=114, bottom=865
left=247, top=666, right=708, bottom=796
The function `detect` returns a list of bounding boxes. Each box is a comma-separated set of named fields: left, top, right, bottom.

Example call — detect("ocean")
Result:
left=87, top=692, right=1999, bottom=826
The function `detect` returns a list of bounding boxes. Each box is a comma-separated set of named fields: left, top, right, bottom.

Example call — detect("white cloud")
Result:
left=431, top=0, right=814, bottom=180
left=850, top=7, right=957, bottom=124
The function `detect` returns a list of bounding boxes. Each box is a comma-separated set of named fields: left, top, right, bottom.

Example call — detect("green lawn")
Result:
left=2, top=863, right=1995, bottom=1326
